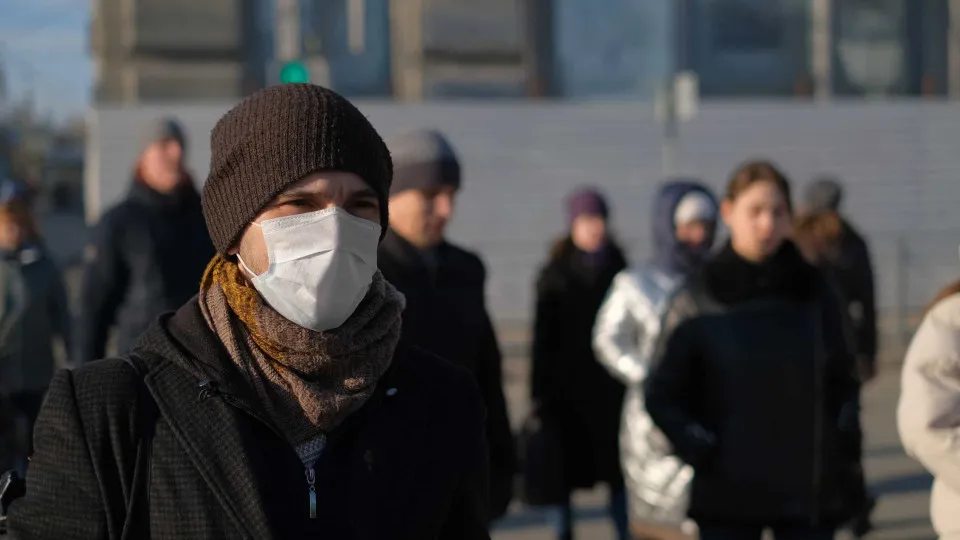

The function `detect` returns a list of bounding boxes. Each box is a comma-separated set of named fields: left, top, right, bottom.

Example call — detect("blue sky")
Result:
left=1, top=0, right=91, bottom=121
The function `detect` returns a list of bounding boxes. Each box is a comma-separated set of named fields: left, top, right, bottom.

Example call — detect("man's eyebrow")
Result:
left=349, top=187, right=379, bottom=200
left=276, top=188, right=319, bottom=200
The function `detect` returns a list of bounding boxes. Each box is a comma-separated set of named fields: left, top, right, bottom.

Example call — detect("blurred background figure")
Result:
left=527, top=187, right=628, bottom=540
left=72, top=117, right=213, bottom=364
left=899, top=271, right=960, bottom=540
left=378, top=129, right=516, bottom=524
left=594, top=180, right=718, bottom=540
left=0, top=177, right=70, bottom=473
left=645, top=161, right=861, bottom=540
left=793, top=209, right=876, bottom=538
left=804, top=177, right=878, bottom=383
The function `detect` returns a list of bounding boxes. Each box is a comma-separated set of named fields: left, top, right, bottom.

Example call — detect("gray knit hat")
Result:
left=804, top=177, right=843, bottom=213
left=141, top=117, right=186, bottom=150
left=202, top=84, right=393, bottom=254
left=386, top=129, right=460, bottom=195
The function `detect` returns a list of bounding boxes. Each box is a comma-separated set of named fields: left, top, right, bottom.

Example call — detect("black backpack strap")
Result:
left=120, top=353, right=158, bottom=540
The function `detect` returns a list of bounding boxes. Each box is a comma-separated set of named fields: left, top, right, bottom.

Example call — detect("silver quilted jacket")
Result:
left=593, top=265, right=693, bottom=527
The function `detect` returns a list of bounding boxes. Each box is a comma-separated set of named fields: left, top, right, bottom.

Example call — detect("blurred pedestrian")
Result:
left=7, top=84, right=490, bottom=538
left=794, top=210, right=875, bottom=538
left=378, top=129, right=515, bottom=523
left=802, top=177, right=879, bottom=535
left=899, top=274, right=960, bottom=540
left=0, top=178, right=70, bottom=473
left=804, top=177, right=877, bottom=382
left=594, top=180, right=718, bottom=540
left=527, top=187, right=629, bottom=540
left=645, top=160, right=860, bottom=540
left=73, top=117, right=214, bottom=365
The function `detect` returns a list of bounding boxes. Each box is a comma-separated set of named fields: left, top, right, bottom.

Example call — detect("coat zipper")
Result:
left=203, top=371, right=396, bottom=522
left=222, top=393, right=322, bottom=519
left=305, top=466, right=317, bottom=519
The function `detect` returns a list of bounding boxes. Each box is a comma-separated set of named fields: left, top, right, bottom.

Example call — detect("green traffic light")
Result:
left=280, top=61, right=310, bottom=84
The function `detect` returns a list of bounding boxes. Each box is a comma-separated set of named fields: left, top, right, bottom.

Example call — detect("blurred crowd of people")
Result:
left=0, top=83, right=957, bottom=540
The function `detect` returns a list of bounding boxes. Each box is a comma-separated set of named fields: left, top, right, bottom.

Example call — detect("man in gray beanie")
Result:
left=379, top=129, right=516, bottom=524
left=73, top=116, right=213, bottom=365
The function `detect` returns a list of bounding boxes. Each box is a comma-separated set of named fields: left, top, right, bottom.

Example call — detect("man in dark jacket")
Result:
left=378, top=129, right=516, bottom=523
left=7, top=84, right=490, bottom=539
left=804, top=176, right=878, bottom=536
left=804, top=177, right=877, bottom=381
left=72, top=118, right=214, bottom=364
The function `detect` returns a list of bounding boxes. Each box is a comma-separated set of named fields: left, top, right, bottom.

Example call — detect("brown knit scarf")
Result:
left=199, top=255, right=405, bottom=448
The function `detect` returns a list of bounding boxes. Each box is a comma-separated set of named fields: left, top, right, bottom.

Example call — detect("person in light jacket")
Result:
left=898, top=276, right=960, bottom=540
left=593, top=179, right=718, bottom=540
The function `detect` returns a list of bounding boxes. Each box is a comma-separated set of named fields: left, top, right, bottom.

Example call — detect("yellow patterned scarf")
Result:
left=199, top=255, right=405, bottom=447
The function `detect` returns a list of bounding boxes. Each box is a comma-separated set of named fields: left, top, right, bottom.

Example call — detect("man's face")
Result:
left=388, top=185, right=457, bottom=250
left=139, top=139, right=184, bottom=193
left=231, top=171, right=380, bottom=276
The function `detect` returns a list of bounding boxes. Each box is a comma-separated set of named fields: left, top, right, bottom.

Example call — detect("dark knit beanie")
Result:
left=202, top=84, right=393, bottom=254
left=386, top=129, right=460, bottom=195
left=567, top=187, right=609, bottom=225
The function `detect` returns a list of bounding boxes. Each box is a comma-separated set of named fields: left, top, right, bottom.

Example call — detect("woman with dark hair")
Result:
left=528, top=187, right=629, bottom=540
left=644, top=161, right=860, bottom=540
left=899, top=274, right=960, bottom=540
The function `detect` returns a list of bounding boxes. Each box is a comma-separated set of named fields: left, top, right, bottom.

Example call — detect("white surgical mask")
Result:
left=238, top=207, right=381, bottom=332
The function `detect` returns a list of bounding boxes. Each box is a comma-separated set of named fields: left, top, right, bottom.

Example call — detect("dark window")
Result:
left=711, top=0, right=784, bottom=51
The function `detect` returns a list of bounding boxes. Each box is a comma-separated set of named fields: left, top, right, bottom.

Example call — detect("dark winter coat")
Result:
left=73, top=179, right=214, bottom=364
left=644, top=241, right=860, bottom=525
left=0, top=245, right=70, bottom=395
left=378, top=230, right=515, bottom=521
left=7, top=298, right=490, bottom=539
left=530, top=237, right=628, bottom=494
left=828, top=220, right=877, bottom=368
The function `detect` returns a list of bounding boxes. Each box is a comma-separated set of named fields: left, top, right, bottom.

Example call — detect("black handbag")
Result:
left=519, top=404, right=567, bottom=507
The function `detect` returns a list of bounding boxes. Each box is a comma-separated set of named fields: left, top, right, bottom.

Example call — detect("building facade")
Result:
left=89, top=0, right=262, bottom=103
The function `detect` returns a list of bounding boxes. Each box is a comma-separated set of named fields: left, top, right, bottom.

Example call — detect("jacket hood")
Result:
left=651, top=179, right=718, bottom=275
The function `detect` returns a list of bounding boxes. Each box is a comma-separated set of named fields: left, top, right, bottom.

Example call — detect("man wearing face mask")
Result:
left=73, top=118, right=214, bottom=365
left=5, top=84, right=490, bottom=539
left=378, top=129, right=516, bottom=523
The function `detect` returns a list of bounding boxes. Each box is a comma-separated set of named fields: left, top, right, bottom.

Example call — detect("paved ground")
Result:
left=491, top=360, right=935, bottom=540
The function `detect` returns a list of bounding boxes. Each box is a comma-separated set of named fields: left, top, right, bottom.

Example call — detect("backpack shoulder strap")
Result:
left=120, top=352, right=159, bottom=540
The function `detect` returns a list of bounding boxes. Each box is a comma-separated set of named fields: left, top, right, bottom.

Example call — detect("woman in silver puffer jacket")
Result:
left=593, top=180, right=717, bottom=540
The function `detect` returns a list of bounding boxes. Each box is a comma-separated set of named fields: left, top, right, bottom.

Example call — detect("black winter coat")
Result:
left=8, top=299, right=490, bottom=539
left=828, top=220, right=877, bottom=368
left=645, top=242, right=860, bottom=525
left=530, top=238, right=628, bottom=492
left=378, top=230, right=516, bottom=521
left=73, top=180, right=214, bottom=364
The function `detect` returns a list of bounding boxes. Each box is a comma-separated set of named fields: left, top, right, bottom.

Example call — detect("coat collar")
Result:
left=378, top=228, right=447, bottom=274
left=134, top=304, right=273, bottom=539
left=132, top=299, right=407, bottom=538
